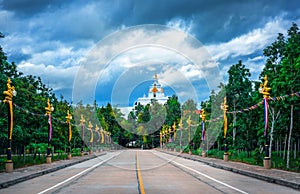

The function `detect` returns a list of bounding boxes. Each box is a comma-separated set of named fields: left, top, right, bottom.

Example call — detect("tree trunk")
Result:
left=268, top=107, right=280, bottom=158
left=298, top=140, right=300, bottom=157
left=283, top=132, right=287, bottom=160
left=276, top=139, right=278, bottom=156
left=294, top=142, right=296, bottom=160
left=280, top=138, right=282, bottom=157
left=287, top=105, right=293, bottom=169
left=233, top=111, right=236, bottom=147
left=23, top=146, right=26, bottom=163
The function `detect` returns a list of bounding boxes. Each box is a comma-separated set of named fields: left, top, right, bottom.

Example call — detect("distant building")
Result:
left=134, top=74, right=169, bottom=106
left=119, top=74, right=169, bottom=118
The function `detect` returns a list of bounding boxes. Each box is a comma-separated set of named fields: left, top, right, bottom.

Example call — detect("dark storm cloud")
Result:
left=1, top=0, right=299, bottom=103
left=1, top=0, right=66, bottom=17
left=2, top=0, right=299, bottom=44
left=103, top=0, right=300, bottom=43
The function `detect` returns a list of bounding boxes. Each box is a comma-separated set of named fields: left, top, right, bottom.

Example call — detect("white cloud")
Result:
left=18, top=62, right=79, bottom=91
left=206, top=17, right=290, bottom=61
left=166, top=18, right=194, bottom=35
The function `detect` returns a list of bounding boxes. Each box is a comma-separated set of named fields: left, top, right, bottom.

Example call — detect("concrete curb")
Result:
left=0, top=153, right=105, bottom=189
left=158, top=150, right=300, bottom=190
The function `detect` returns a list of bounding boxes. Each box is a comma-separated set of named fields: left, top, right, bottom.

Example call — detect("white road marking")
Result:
left=152, top=150, right=249, bottom=194
left=37, top=152, right=121, bottom=194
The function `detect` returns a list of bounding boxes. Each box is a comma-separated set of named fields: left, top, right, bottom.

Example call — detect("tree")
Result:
left=226, top=60, right=252, bottom=150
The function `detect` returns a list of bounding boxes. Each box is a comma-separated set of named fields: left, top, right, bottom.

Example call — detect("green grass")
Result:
left=0, top=149, right=84, bottom=172
left=206, top=149, right=300, bottom=172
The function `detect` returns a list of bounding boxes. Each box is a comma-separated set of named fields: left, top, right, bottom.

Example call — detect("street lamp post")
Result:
left=66, top=110, right=72, bottom=159
left=201, top=109, right=206, bottom=157
left=45, top=99, right=54, bottom=164
left=259, top=75, right=271, bottom=169
left=159, top=131, right=162, bottom=149
left=3, top=78, right=17, bottom=173
left=88, top=121, right=93, bottom=154
left=187, top=116, right=192, bottom=154
left=221, top=97, right=229, bottom=161
left=95, top=124, right=100, bottom=152
left=172, top=122, right=177, bottom=152
left=80, top=114, right=85, bottom=156
left=179, top=119, right=183, bottom=152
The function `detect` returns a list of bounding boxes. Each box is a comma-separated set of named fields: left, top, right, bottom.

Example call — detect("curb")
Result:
left=158, top=150, right=300, bottom=190
left=0, top=153, right=105, bottom=189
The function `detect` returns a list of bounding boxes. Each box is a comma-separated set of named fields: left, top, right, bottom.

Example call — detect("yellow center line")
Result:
left=136, top=151, right=146, bottom=194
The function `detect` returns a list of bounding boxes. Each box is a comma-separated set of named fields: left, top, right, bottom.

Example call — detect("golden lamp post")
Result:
left=88, top=121, right=94, bottom=154
left=186, top=116, right=192, bottom=154
left=94, top=124, right=100, bottom=152
left=80, top=114, right=85, bottom=156
left=172, top=122, right=177, bottom=141
left=171, top=122, right=177, bottom=152
left=221, top=97, right=229, bottom=161
left=186, top=116, right=192, bottom=143
left=201, top=109, right=206, bottom=157
left=100, top=127, right=105, bottom=144
left=3, top=78, right=17, bottom=173
left=45, top=98, right=54, bottom=164
left=259, top=75, right=271, bottom=169
left=179, top=118, right=183, bottom=152
left=159, top=131, right=163, bottom=149
left=95, top=124, right=100, bottom=142
left=66, top=110, right=72, bottom=159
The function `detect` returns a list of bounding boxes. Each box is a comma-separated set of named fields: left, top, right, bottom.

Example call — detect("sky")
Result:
left=1, top=0, right=300, bottom=108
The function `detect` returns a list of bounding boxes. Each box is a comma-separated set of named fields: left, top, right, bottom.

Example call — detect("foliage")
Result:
left=1, top=23, right=300, bottom=171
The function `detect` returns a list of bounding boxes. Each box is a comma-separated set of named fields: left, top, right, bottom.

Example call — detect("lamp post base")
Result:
left=223, top=153, right=228, bottom=161
left=46, top=156, right=51, bottom=164
left=5, top=161, right=13, bottom=173
left=67, top=153, right=72, bottom=160
left=188, top=150, right=192, bottom=155
left=263, top=158, right=271, bottom=169
left=81, top=151, right=84, bottom=156
left=202, top=151, right=206, bottom=157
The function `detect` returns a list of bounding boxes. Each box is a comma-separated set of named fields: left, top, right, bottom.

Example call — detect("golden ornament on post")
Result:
left=45, top=98, right=54, bottom=164
left=66, top=110, right=72, bottom=159
left=88, top=121, right=94, bottom=154
left=221, top=97, right=229, bottom=161
left=201, top=109, right=206, bottom=157
left=3, top=78, right=17, bottom=173
left=259, top=75, right=271, bottom=169
left=80, top=114, right=85, bottom=156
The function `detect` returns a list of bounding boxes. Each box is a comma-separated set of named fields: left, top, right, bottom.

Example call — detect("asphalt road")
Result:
left=0, top=150, right=298, bottom=194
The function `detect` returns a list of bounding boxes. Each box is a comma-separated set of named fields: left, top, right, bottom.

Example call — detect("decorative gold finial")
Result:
left=201, top=109, right=206, bottom=121
left=259, top=75, right=271, bottom=99
left=80, top=114, right=85, bottom=125
left=45, top=99, right=54, bottom=115
left=3, top=78, right=16, bottom=102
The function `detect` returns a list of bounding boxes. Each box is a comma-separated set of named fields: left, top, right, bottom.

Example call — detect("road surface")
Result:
left=0, top=150, right=298, bottom=194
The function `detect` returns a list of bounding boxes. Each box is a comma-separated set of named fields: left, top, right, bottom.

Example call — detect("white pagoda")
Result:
left=134, top=74, right=169, bottom=106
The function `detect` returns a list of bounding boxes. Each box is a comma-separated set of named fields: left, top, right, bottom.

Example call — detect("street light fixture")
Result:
left=201, top=109, right=206, bottom=157
left=80, top=114, right=85, bottom=156
left=3, top=78, right=16, bottom=173
left=88, top=121, right=93, bottom=154
left=221, top=97, right=229, bottom=161
left=45, top=98, right=54, bottom=164
left=178, top=119, right=183, bottom=152
left=66, top=110, right=72, bottom=159
left=259, top=75, right=271, bottom=169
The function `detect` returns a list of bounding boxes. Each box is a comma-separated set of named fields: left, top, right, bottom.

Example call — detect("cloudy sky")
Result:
left=1, top=0, right=300, bottom=107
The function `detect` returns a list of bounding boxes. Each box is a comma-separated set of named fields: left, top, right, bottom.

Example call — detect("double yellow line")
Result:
left=136, top=151, right=145, bottom=194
